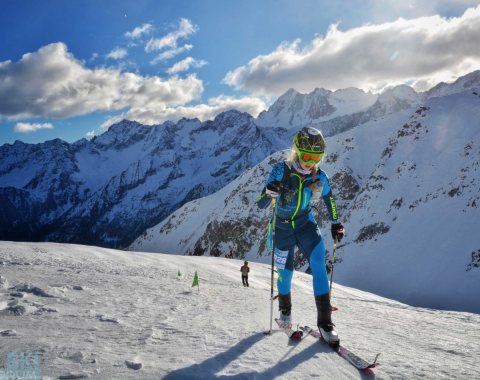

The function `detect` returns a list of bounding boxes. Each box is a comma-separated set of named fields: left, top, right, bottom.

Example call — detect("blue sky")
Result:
left=1, top=0, right=480, bottom=145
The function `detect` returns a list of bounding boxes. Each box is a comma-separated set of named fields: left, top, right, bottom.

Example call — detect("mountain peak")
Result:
left=379, top=84, right=418, bottom=102
left=311, top=87, right=331, bottom=97
left=213, top=109, right=253, bottom=124
left=427, top=70, right=480, bottom=98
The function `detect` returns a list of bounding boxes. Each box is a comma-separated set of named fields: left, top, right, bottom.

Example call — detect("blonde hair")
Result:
left=288, top=146, right=319, bottom=189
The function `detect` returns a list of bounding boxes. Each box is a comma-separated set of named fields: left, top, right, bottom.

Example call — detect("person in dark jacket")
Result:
left=257, top=126, right=344, bottom=344
left=240, top=261, right=250, bottom=287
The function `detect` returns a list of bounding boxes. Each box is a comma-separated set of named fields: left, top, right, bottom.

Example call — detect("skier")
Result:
left=257, top=126, right=344, bottom=344
left=240, top=260, right=250, bottom=287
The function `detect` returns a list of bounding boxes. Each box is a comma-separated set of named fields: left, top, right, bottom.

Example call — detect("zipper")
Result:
left=290, top=173, right=305, bottom=228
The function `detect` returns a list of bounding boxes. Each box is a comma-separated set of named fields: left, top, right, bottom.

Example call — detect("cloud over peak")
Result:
left=0, top=42, right=203, bottom=120
left=224, top=6, right=480, bottom=95
left=102, top=94, right=266, bottom=129
left=14, top=122, right=54, bottom=133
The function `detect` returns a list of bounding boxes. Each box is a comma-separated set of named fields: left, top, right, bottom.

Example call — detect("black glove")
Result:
left=331, top=223, right=345, bottom=242
left=266, top=180, right=283, bottom=198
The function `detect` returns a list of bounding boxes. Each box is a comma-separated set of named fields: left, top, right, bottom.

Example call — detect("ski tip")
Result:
left=290, top=330, right=303, bottom=340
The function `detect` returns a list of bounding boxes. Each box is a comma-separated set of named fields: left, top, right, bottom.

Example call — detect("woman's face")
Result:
left=298, top=159, right=315, bottom=171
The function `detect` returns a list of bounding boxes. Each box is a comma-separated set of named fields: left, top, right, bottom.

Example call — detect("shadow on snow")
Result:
left=163, top=332, right=376, bottom=379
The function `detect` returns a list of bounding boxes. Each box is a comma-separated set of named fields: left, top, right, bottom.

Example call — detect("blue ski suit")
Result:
left=257, top=161, right=339, bottom=297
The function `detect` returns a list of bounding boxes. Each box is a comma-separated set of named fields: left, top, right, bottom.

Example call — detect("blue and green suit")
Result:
left=257, top=161, right=339, bottom=297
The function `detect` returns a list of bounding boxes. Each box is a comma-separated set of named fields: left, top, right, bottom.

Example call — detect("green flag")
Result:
left=192, top=271, right=199, bottom=288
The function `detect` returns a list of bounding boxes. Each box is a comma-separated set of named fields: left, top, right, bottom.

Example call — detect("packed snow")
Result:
left=1, top=241, right=479, bottom=379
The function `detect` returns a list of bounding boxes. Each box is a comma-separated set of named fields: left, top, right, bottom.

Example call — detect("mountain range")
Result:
left=0, top=113, right=289, bottom=248
left=1, top=70, right=480, bottom=312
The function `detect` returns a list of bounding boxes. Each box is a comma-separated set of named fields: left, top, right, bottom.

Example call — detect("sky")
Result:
left=1, top=0, right=480, bottom=145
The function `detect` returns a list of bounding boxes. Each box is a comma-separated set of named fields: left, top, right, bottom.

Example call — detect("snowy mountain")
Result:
left=131, top=150, right=286, bottom=258
left=255, top=83, right=425, bottom=137
left=256, top=87, right=376, bottom=131
left=1, top=241, right=479, bottom=379
left=130, top=77, right=480, bottom=313
left=2, top=70, right=479, bottom=257
left=0, top=111, right=290, bottom=248
left=427, top=70, right=480, bottom=99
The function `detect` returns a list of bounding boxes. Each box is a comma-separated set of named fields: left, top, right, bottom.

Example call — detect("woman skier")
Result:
left=257, top=126, right=344, bottom=344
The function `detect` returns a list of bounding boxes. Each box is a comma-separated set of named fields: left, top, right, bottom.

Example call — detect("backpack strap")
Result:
left=280, top=161, right=292, bottom=206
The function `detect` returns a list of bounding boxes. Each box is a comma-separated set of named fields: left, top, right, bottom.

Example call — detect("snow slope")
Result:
left=1, top=241, right=479, bottom=379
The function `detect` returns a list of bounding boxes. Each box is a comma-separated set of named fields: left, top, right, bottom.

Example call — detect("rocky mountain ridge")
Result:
left=0, top=112, right=289, bottom=247
left=2, top=70, right=479, bottom=252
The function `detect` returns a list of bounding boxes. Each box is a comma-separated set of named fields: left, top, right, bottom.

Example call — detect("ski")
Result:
left=300, top=326, right=380, bottom=370
left=274, top=319, right=311, bottom=340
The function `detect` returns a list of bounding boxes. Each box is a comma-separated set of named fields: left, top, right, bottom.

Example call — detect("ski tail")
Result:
left=299, top=326, right=380, bottom=370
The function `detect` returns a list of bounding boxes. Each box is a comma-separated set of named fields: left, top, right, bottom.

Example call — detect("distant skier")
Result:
left=257, top=126, right=344, bottom=344
left=240, top=261, right=250, bottom=287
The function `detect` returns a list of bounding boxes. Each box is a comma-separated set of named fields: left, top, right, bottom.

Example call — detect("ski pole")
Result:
left=267, top=199, right=277, bottom=335
left=329, top=238, right=337, bottom=297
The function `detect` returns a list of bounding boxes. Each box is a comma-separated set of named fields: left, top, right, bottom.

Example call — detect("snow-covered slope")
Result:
left=330, top=90, right=480, bottom=313
left=130, top=84, right=480, bottom=313
left=427, top=70, right=480, bottom=99
left=1, top=241, right=479, bottom=379
left=130, top=150, right=287, bottom=259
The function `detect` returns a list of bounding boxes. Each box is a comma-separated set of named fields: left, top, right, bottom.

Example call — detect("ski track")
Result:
left=0, top=241, right=479, bottom=379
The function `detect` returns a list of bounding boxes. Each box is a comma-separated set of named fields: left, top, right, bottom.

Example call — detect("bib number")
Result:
left=274, top=248, right=289, bottom=269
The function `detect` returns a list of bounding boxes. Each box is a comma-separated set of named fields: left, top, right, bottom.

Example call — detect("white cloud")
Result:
left=85, top=130, right=96, bottom=139
left=166, top=57, right=207, bottom=74
left=107, top=47, right=128, bottom=60
left=101, top=95, right=267, bottom=129
left=150, top=44, right=193, bottom=64
left=145, top=18, right=197, bottom=52
left=0, top=42, right=204, bottom=120
left=224, top=6, right=480, bottom=95
left=14, top=122, right=53, bottom=133
left=125, top=23, right=152, bottom=39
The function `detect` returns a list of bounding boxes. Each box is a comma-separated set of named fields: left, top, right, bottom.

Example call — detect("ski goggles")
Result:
left=297, top=149, right=324, bottom=164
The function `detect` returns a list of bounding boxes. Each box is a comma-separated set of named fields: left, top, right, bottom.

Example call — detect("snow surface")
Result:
left=1, top=241, right=479, bottom=379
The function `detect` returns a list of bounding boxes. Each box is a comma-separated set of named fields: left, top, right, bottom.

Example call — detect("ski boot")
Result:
left=315, top=294, right=339, bottom=346
left=277, top=293, right=292, bottom=329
